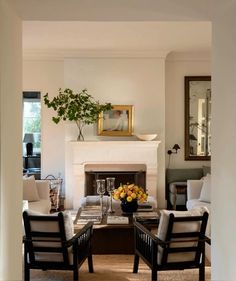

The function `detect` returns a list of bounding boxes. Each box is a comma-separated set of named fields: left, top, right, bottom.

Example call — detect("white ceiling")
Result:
left=23, top=21, right=211, bottom=54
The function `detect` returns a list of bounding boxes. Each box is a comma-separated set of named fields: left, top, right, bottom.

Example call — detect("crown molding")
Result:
left=23, top=49, right=169, bottom=60
left=166, top=51, right=211, bottom=62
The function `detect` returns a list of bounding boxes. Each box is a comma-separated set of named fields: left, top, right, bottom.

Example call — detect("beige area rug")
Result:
left=30, top=255, right=211, bottom=281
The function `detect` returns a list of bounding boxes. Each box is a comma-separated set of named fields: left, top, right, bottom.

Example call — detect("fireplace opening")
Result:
left=84, top=164, right=146, bottom=196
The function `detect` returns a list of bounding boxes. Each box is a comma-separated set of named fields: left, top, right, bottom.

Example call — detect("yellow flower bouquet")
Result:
left=113, top=183, right=148, bottom=212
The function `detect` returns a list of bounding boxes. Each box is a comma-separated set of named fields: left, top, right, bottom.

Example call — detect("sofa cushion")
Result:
left=23, top=175, right=40, bottom=202
left=199, top=174, right=211, bottom=203
left=187, top=199, right=211, bottom=213
left=157, top=207, right=208, bottom=264
left=28, top=199, right=51, bottom=214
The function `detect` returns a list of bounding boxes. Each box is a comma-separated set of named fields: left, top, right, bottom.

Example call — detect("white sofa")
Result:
left=23, top=179, right=51, bottom=214
left=186, top=178, right=211, bottom=261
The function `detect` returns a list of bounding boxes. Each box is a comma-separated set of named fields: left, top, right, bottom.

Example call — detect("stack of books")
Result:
left=133, top=211, right=159, bottom=224
left=76, top=206, right=102, bottom=224
left=137, top=204, right=153, bottom=211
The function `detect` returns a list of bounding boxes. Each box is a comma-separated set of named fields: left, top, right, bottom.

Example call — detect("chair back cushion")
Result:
left=23, top=176, right=40, bottom=202
left=157, top=207, right=208, bottom=265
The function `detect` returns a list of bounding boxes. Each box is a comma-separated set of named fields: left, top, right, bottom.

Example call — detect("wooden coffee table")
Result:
left=74, top=207, right=159, bottom=254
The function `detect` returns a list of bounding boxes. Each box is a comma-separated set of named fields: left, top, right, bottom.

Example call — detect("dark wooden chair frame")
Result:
left=23, top=211, right=94, bottom=281
left=133, top=212, right=210, bottom=281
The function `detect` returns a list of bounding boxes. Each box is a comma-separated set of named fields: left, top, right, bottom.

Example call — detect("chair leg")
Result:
left=133, top=254, right=139, bottom=273
left=88, top=255, right=94, bottom=273
left=73, top=267, right=79, bottom=281
left=151, top=269, right=157, bottom=281
left=24, top=266, right=30, bottom=281
left=199, top=264, right=205, bottom=281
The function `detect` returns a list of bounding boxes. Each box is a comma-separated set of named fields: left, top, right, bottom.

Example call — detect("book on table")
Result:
left=76, top=205, right=102, bottom=224
left=137, top=203, right=153, bottom=211
left=107, top=216, right=129, bottom=225
left=133, top=211, right=159, bottom=223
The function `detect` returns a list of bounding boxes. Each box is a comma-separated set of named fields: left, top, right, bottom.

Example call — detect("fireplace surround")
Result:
left=65, top=141, right=161, bottom=209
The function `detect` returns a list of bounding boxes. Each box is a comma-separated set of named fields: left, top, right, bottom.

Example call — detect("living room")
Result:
left=23, top=21, right=211, bottom=208
left=1, top=1, right=236, bottom=281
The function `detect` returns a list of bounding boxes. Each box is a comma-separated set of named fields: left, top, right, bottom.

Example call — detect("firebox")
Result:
left=84, top=164, right=146, bottom=196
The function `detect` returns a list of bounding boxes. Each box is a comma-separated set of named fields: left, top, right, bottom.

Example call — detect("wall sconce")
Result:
left=167, top=144, right=180, bottom=155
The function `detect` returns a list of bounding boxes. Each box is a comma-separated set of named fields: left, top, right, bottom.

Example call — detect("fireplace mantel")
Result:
left=65, top=140, right=161, bottom=209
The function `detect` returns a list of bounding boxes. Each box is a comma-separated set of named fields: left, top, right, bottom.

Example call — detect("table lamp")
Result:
left=23, top=133, right=35, bottom=156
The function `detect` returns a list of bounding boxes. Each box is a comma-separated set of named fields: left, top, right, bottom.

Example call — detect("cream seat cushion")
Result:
left=157, top=207, right=208, bottom=265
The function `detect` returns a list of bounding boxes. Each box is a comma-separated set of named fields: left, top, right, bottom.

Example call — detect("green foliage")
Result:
left=44, top=88, right=112, bottom=126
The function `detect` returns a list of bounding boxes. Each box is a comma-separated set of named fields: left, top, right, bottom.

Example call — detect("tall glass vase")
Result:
left=106, top=177, right=115, bottom=213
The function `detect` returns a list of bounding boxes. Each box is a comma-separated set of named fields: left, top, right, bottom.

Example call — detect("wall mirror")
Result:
left=185, top=76, right=211, bottom=161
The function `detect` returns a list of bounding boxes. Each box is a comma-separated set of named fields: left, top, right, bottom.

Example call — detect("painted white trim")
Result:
left=166, top=51, right=211, bottom=62
left=23, top=49, right=169, bottom=60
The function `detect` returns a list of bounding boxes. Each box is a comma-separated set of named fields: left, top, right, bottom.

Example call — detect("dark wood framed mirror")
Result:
left=185, top=76, right=211, bottom=161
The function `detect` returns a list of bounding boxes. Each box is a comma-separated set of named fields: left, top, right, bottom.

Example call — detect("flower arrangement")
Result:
left=113, top=183, right=148, bottom=203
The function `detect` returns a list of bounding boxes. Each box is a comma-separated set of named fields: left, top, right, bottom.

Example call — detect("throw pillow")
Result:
left=23, top=175, right=40, bottom=202
left=157, top=207, right=208, bottom=264
left=199, top=173, right=211, bottom=203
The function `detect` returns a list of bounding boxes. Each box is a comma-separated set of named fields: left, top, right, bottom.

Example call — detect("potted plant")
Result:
left=113, top=183, right=148, bottom=213
left=44, top=88, right=112, bottom=140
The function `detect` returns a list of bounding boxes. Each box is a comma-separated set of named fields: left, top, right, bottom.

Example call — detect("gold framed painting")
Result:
left=98, top=105, right=134, bottom=136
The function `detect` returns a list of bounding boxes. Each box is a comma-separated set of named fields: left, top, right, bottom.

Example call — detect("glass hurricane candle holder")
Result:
left=96, top=179, right=106, bottom=214
left=106, top=177, right=115, bottom=213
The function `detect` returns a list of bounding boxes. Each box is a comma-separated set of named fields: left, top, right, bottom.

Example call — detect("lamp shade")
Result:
left=23, top=133, right=35, bottom=143
left=172, top=144, right=180, bottom=150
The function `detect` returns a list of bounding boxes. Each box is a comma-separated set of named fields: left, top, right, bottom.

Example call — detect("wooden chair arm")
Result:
left=134, top=221, right=165, bottom=247
left=66, top=221, right=93, bottom=247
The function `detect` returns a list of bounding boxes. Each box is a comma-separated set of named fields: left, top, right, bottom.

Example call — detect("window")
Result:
left=23, top=92, right=41, bottom=155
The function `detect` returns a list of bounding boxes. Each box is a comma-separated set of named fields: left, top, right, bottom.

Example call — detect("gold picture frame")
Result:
left=98, top=105, right=134, bottom=136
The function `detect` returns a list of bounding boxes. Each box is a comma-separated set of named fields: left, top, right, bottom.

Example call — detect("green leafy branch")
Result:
left=44, top=88, right=112, bottom=140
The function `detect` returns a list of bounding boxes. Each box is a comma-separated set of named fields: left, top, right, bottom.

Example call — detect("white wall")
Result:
left=0, top=1, right=22, bottom=280
left=212, top=1, right=236, bottom=280
left=165, top=52, right=211, bottom=169
left=64, top=58, right=166, bottom=207
left=24, top=57, right=167, bottom=206
left=23, top=55, right=214, bottom=208
left=23, top=60, right=65, bottom=184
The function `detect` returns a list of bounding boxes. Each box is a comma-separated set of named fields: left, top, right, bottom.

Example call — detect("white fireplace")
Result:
left=65, top=141, right=161, bottom=209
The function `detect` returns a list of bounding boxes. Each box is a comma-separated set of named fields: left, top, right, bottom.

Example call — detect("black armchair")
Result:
left=23, top=210, right=94, bottom=281
left=133, top=211, right=210, bottom=281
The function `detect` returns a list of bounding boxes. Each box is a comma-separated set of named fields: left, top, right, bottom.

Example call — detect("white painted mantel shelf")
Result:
left=65, top=140, right=161, bottom=209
